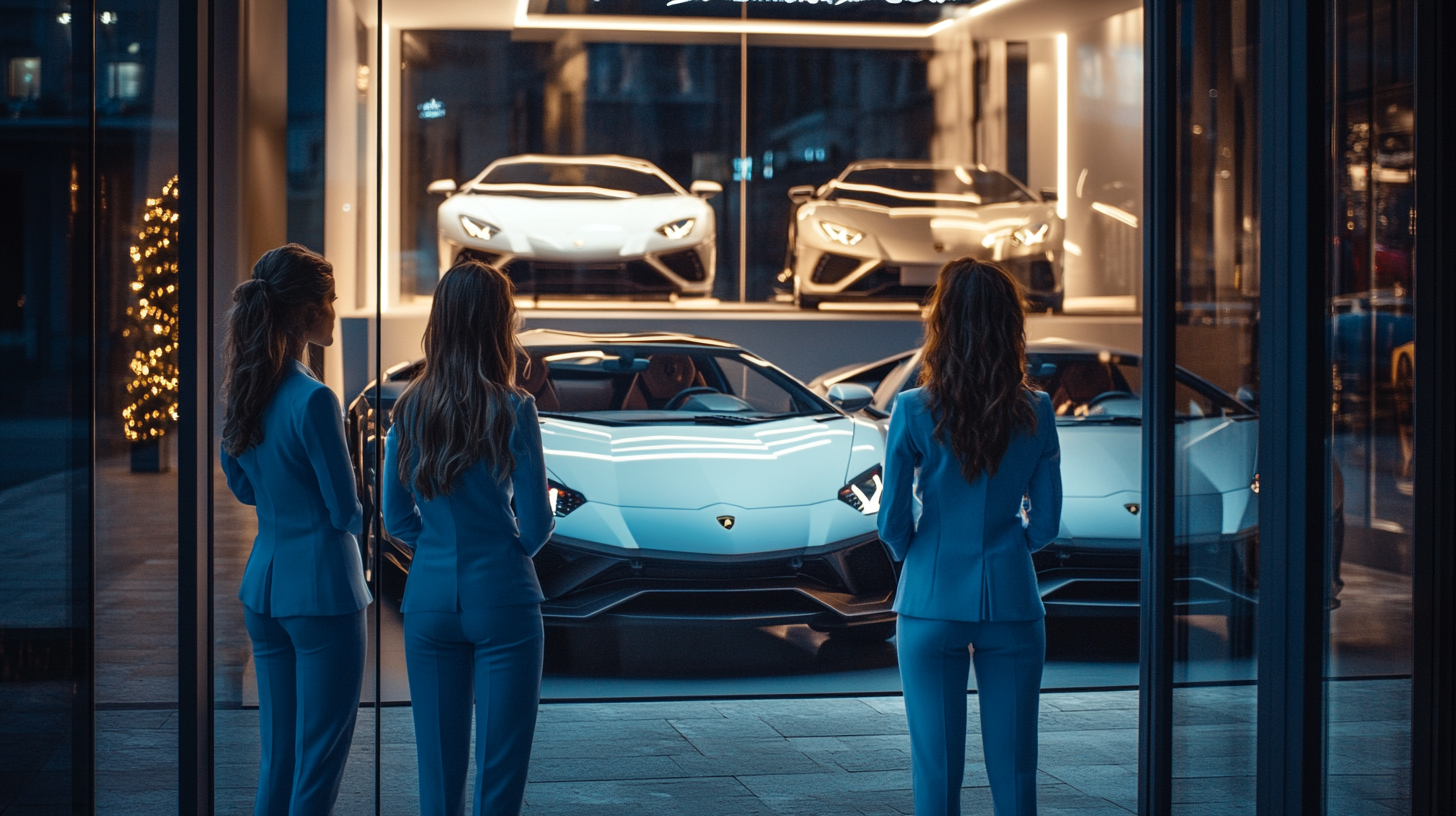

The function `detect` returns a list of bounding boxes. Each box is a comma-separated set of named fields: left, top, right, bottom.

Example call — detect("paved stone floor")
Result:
left=94, top=679, right=1412, bottom=816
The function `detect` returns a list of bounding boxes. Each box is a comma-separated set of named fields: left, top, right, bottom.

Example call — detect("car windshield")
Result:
left=470, top=162, right=678, bottom=199
left=1025, top=353, right=1254, bottom=421
left=890, top=352, right=1253, bottom=421
left=826, top=166, right=1034, bottom=208
left=521, top=346, right=831, bottom=423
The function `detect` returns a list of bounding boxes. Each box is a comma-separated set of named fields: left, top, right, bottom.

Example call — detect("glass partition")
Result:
left=1324, top=0, right=1414, bottom=809
left=1171, top=0, right=1260, bottom=808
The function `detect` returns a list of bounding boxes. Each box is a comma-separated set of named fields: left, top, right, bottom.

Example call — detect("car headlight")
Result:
left=548, top=479, right=587, bottom=517
left=837, top=465, right=883, bottom=515
left=658, top=218, right=695, bottom=240
left=460, top=215, right=500, bottom=241
left=1013, top=223, right=1050, bottom=246
left=818, top=221, right=864, bottom=247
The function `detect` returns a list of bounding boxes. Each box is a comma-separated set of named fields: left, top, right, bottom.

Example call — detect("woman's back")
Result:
left=382, top=393, right=554, bottom=613
left=878, top=386, right=1061, bottom=622
left=222, top=358, right=370, bottom=618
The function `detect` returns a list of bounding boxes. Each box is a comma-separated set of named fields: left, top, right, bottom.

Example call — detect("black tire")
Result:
left=812, top=621, right=896, bottom=643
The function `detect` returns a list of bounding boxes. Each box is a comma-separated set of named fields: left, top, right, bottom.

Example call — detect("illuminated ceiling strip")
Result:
left=1055, top=32, right=1068, bottom=220
left=511, top=0, right=1024, bottom=37
left=1091, top=201, right=1140, bottom=228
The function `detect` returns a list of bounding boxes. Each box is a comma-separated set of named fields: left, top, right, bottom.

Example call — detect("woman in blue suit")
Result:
left=219, top=244, right=372, bottom=816
left=878, top=259, right=1063, bottom=816
left=382, top=259, right=553, bottom=816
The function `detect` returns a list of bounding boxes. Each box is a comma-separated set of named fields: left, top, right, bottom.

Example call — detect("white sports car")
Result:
left=429, top=155, right=721, bottom=298
left=809, top=339, right=1260, bottom=650
left=349, top=331, right=899, bottom=641
left=783, top=160, right=1064, bottom=311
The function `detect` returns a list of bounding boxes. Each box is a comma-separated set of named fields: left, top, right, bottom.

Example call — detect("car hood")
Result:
left=802, top=200, right=1057, bottom=259
left=538, top=415, right=860, bottom=510
left=444, top=193, right=710, bottom=238
left=1056, top=418, right=1259, bottom=499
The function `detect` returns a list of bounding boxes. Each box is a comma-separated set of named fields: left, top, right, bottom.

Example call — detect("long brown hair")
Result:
left=919, top=258, right=1038, bottom=482
left=394, top=260, right=523, bottom=500
left=220, top=244, right=335, bottom=456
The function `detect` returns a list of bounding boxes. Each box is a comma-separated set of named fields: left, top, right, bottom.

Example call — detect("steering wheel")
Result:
left=663, top=386, right=721, bottom=410
left=1084, top=390, right=1138, bottom=413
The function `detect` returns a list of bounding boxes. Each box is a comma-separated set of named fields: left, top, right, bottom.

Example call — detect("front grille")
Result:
left=1029, top=259, right=1056, bottom=291
left=811, top=253, right=862, bottom=284
left=656, top=249, right=707, bottom=282
left=501, top=259, right=676, bottom=296
left=842, top=266, right=932, bottom=300
left=843, top=540, right=897, bottom=593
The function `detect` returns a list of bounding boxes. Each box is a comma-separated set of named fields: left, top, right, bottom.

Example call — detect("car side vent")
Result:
left=657, top=249, right=707, bottom=282
left=812, top=253, right=862, bottom=284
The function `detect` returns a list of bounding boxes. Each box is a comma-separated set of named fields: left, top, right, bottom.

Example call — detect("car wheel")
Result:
left=812, top=621, right=896, bottom=643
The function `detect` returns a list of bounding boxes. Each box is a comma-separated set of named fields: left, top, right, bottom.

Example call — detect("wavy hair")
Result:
left=393, top=260, right=523, bottom=500
left=919, top=258, right=1038, bottom=482
left=220, top=244, right=334, bottom=456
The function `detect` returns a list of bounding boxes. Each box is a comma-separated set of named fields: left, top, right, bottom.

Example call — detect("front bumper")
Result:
left=382, top=530, right=898, bottom=626
left=444, top=242, right=715, bottom=298
left=794, top=249, right=1062, bottom=309
left=1032, top=530, right=1259, bottom=617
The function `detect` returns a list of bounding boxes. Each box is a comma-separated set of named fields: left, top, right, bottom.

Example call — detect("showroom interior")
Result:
left=1, top=0, right=1453, bottom=811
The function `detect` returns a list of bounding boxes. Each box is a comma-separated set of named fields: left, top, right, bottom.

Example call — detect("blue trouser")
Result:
left=244, top=607, right=367, bottom=816
left=404, top=604, right=545, bottom=816
left=896, top=615, right=1045, bottom=816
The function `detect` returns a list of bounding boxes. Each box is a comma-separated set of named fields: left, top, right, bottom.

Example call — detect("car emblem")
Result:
left=716, top=515, right=736, bottom=530
left=1124, top=503, right=1140, bottom=515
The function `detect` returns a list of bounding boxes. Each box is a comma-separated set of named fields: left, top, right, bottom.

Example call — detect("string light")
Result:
left=121, top=176, right=180, bottom=442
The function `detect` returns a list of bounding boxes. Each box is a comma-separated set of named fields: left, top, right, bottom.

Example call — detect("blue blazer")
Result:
left=221, top=359, right=373, bottom=618
left=877, top=387, right=1062, bottom=622
left=382, top=393, right=554, bottom=612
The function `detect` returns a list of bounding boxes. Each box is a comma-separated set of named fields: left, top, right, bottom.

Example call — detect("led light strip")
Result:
left=511, top=0, right=1023, bottom=38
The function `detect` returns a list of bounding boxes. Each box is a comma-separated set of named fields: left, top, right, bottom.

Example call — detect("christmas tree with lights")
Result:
left=122, top=176, right=180, bottom=471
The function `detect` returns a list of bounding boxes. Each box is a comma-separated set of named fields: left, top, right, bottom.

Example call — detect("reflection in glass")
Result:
left=1172, top=0, right=1260, bottom=810
left=1324, top=0, right=1414, bottom=810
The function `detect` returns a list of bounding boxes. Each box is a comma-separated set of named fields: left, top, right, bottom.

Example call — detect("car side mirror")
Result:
left=690, top=180, right=722, bottom=200
left=1040, top=187, right=1058, bottom=202
left=427, top=179, right=457, bottom=195
left=787, top=184, right=816, bottom=204
left=827, top=382, right=875, bottom=414
left=1236, top=385, right=1259, bottom=409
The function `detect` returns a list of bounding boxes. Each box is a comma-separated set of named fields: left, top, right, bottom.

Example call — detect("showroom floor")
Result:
left=93, top=679, right=1410, bottom=815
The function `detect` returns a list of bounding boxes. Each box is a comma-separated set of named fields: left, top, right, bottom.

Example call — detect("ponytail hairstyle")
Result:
left=393, top=259, right=523, bottom=500
left=220, top=244, right=335, bottom=456
left=919, top=258, right=1038, bottom=483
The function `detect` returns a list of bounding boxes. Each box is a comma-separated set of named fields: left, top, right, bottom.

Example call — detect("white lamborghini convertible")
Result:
left=349, top=331, right=900, bottom=641
left=783, top=160, right=1064, bottom=311
left=428, top=155, right=722, bottom=298
left=809, top=339, right=1260, bottom=650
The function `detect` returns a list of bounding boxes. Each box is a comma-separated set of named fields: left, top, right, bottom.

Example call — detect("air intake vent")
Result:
left=657, top=249, right=707, bottom=282
left=812, top=253, right=862, bottom=284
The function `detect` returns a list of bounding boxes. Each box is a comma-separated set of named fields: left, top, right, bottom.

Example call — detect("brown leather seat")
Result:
left=622, top=353, right=702, bottom=410
left=517, top=352, right=559, bottom=411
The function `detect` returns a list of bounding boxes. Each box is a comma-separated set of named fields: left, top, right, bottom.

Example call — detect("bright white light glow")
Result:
left=542, top=350, right=606, bottom=363
left=1091, top=202, right=1140, bottom=228
left=549, top=487, right=559, bottom=515
left=1064, top=240, right=1083, bottom=257
left=1056, top=33, right=1069, bottom=220
left=819, top=221, right=864, bottom=247
left=967, top=0, right=1024, bottom=18
left=1013, top=223, right=1050, bottom=245
left=658, top=218, right=695, bottom=240
left=460, top=215, right=498, bottom=240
